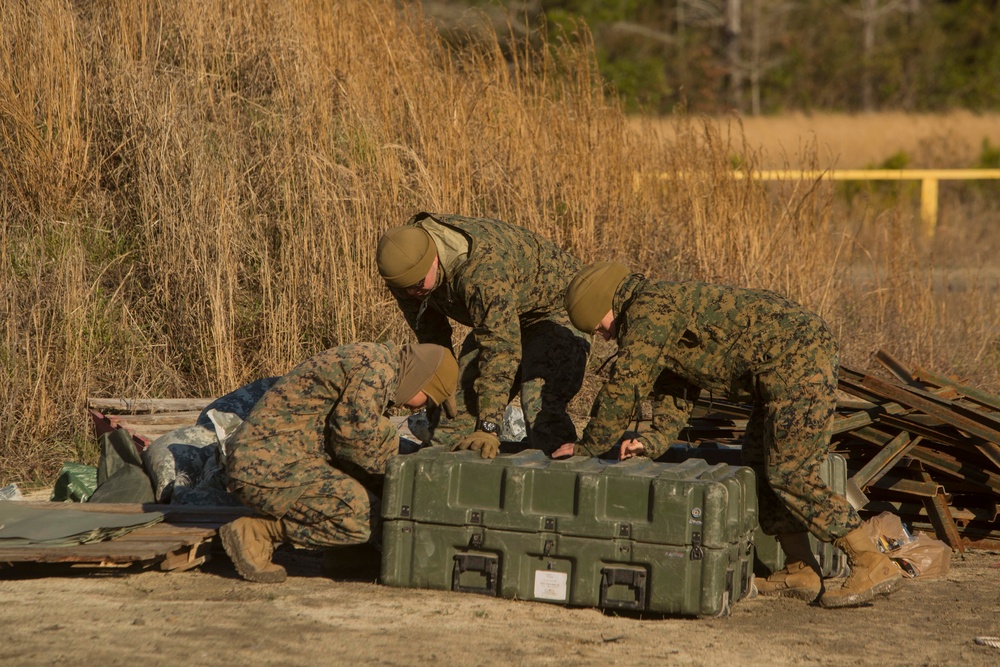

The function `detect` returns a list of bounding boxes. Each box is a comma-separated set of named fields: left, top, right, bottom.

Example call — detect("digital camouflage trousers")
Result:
left=741, top=342, right=863, bottom=543
left=229, top=463, right=382, bottom=550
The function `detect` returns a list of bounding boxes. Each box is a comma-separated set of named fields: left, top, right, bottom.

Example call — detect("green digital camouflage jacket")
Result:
left=225, top=342, right=401, bottom=516
left=390, top=212, right=582, bottom=425
left=578, top=274, right=838, bottom=458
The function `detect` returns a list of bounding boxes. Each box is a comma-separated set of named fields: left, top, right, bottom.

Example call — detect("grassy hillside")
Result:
left=2, top=0, right=997, bottom=486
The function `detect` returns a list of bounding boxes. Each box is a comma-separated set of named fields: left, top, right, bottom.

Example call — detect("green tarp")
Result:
left=0, top=502, right=163, bottom=548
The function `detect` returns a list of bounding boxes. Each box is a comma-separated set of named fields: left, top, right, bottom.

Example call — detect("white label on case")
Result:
left=533, top=570, right=568, bottom=601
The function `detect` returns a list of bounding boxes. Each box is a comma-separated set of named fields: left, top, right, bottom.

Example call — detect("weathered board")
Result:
left=87, top=397, right=214, bottom=448
left=0, top=502, right=250, bottom=572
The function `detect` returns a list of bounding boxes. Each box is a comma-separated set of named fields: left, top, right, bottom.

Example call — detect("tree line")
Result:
left=437, top=0, right=1000, bottom=114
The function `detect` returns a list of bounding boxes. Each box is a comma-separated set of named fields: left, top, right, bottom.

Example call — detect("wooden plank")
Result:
left=102, top=411, right=204, bottom=426
left=106, top=527, right=216, bottom=543
left=0, top=540, right=200, bottom=563
left=86, top=397, right=214, bottom=413
left=113, top=423, right=197, bottom=439
left=0, top=504, right=239, bottom=570
left=20, top=501, right=250, bottom=519
left=160, top=540, right=212, bottom=572
left=89, top=412, right=150, bottom=452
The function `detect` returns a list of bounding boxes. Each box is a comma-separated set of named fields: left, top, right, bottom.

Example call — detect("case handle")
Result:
left=452, top=553, right=499, bottom=596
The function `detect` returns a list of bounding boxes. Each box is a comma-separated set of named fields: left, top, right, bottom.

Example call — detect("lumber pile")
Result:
left=684, top=350, right=1000, bottom=551
left=87, top=397, right=213, bottom=448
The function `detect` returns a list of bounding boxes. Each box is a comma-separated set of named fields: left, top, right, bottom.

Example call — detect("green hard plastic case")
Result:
left=662, top=444, right=848, bottom=578
left=380, top=448, right=758, bottom=617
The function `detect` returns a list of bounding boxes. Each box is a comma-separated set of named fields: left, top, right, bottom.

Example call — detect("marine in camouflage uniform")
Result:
left=377, top=212, right=590, bottom=456
left=565, top=262, right=903, bottom=608
left=221, top=342, right=457, bottom=583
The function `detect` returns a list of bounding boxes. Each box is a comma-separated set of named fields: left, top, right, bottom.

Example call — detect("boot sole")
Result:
left=757, top=590, right=822, bottom=602
left=818, top=574, right=903, bottom=609
left=754, top=576, right=822, bottom=602
left=757, top=587, right=822, bottom=603
left=219, top=523, right=287, bottom=584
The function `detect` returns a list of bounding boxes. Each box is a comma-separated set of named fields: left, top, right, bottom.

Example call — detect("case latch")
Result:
left=691, top=531, right=704, bottom=560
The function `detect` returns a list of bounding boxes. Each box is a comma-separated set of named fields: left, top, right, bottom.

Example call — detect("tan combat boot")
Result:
left=755, top=532, right=823, bottom=601
left=219, top=515, right=288, bottom=583
left=819, top=525, right=903, bottom=608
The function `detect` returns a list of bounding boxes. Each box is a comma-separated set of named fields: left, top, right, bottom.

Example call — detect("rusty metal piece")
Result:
left=843, top=425, right=1000, bottom=494
left=875, top=350, right=918, bottom=385
left=847, top=377, right=1000, bottom=480
left=830, top=396, right=914, bottom=435
left=914, top=367, right=1000, bottom=412
left=876, top=414, right=976, bottom=450
left=842, top=372, right=1000, bottom=475
left=859, top=501, right=1000, bottom=526
left=858, top=373, right=1000, bottom=443
left=897, top=523, right=1000, bottom=549
left=975, top=442, right=1000, bottom=473
left=837, top=425, right=897, bottom=447
left=843, top=477, right=870, bottom=510
left=963, top=538, right=1000, bottom=549
left=832, top=411, right=875, bottom=434
left=871, top=474, right=944, bottom=498
left=837, top=398, right=880, bottom=410
left=906, top=446, right=1000, bottom=495
left=915, top=468, right=966, bottom=552
left=852, top=431, right=920, bottom=487
left=923, top=493, right=965, bottom=551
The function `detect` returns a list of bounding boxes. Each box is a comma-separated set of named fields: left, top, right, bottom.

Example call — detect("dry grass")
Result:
left=2, top=0, right=998, bottom=486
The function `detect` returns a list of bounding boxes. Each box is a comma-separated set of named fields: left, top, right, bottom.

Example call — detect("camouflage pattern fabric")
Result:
left=143, top=424, right=218, bottom=503
left=142, top=424, right=239, bottom=506
left=389, top=213, right=590, bottom=452
left=579, top=273, right=861, bottom=542
left=143, top=376, right=282, bottom=505
left=230, top=472, right=380, bottom=549
left=197, top=376, right=281, bottom=429
left=225, top=343, right=402, bottom=548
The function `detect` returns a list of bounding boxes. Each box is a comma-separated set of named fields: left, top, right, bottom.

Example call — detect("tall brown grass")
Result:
left=2, top=0, right=998, bottom=486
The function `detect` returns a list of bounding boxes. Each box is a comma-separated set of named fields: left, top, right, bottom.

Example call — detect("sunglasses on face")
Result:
left=408, top=276, right=430, bottom=290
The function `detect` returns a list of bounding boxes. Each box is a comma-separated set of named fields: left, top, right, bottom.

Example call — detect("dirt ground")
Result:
left=1, top=539, right=998, bottom=667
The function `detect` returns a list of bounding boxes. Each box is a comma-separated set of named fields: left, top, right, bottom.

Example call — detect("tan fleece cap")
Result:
left=395, top=343, right=459, bottom=418
left=377, top=226, right=437, bottom=288
left=564, top=261, right=630, bottom=333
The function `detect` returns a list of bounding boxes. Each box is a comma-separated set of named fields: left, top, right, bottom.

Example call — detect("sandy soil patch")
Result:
left=2, top=543, right=999, bottom=666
